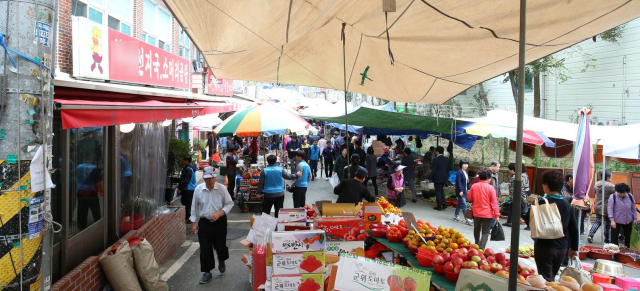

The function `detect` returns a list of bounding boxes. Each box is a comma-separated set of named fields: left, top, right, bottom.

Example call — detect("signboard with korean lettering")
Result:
left=71, top=17, right=190, bottom=89
left=206, top=70, right=233, bottom=96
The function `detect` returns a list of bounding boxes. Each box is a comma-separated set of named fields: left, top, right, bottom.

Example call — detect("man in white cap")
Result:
left=190, top=166, right=234, bottom=284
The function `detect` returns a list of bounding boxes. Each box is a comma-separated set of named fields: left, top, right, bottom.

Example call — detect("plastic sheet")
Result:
left=116, top=122, right=169, bottom=236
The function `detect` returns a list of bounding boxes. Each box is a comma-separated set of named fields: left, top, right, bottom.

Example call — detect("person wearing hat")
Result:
left=190, top=166, right=234, bottom=284
left=290, top=151, right=311, bottom=208
left=258, top=155, right=300, bottom=217
left=334, top=168, right=376, bottom=205
left=343, top=154, right=366, bottom=181
left=225, top=146, right=239, bottom=200
left=387, top=164, right=406, bottom=207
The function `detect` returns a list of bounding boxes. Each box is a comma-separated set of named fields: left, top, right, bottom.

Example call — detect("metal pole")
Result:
left=341, top=24, right=350, bottom=160
left=509, top=0, right=527, bottom=289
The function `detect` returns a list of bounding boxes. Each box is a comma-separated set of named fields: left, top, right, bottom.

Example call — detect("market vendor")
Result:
left=190, top=167, right=234, bottom=284
left=258, top=155, right=300, bottom=218
left=333, top=168, right=376, bottom=205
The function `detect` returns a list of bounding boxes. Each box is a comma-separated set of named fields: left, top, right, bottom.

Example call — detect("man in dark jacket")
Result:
left=431, top=146, right=449, bottom=211
left=286, top=134, right=302, bottom=173
left=225, top=146, right=238, bottom=200
left=353, top=140, right=366, bottom=167
left=401, top=148, right=418, bottom=203
left=178, top=155, right=197, bottom=223
left=343, top=154, right=366, bottom=181
left=334, top=169, right=375, bottom=205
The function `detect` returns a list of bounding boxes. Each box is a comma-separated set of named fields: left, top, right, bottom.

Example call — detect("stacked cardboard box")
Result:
left=276, top=208, right=307, bottom=231
left=270, top=230, right=326, bottom=291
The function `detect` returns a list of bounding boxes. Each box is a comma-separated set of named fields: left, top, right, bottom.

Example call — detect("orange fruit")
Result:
left=445, top=248, right=453, bottom=253
left=471, top=244, right=480, bottom=250
left=450, top=243, right=459, bottom=249
left=449, top=228, right=456, bottom=234
left=435, top=235, right=443, bottom=240
left=457, top=238, right=465, bottom=244
left=427, top=241, right=435, bottom=246
left=441, top=238, right=450, bottom=245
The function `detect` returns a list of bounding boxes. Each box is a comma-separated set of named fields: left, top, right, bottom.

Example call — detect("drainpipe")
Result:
left=622, top=56, right=626, bottom=125
left=541, top=74, right=547, bottom=118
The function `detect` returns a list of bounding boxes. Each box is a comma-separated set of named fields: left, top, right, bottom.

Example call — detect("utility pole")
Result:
left=1, top=0, right=57, bottom=289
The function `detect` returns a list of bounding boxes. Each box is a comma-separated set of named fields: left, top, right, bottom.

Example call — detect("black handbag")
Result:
left=491, top=223, right=505, bottom=241
left=398, top=192, right=407, bottom=208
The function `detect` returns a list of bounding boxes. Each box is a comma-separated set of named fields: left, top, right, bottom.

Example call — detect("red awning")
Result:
left=55, top=98, right=234, bottom=129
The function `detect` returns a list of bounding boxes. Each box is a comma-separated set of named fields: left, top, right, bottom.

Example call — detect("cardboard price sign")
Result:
left=334, top=253, right=431, bottom=291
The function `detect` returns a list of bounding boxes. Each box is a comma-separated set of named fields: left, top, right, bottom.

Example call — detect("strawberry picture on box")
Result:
left=314, top=217, right=365, bottom=241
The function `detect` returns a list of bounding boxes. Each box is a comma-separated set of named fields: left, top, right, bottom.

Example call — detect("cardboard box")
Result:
left=325, top=241, right=365, bottom=257
left=322, top=203, right=358, bottom=217
left=271, top=274, right=324, bottom=291
left=276, top=222, right=306, bottom=231
left=455, top=269, right=545, bottom=291
left=334, top=253, right=431, bottom=291
left=278, top=208, right=307, bottom=223
left=313, top=217, right=366, bottom=241
left=273, top=252, right=325, bottom=275
left=270, top=230, right=326, bottom=253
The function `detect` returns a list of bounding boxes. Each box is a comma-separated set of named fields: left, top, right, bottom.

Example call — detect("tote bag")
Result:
left=530, top=197, right=564, bottom=239
left=560, top=258, right=591, bottom=285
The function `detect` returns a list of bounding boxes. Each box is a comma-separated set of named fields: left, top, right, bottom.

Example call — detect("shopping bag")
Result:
left=329, top=173, right=340, bottom=188
left=132, top=239, right=168, bottom=291
left=530, top=197, right=564, bottom=239
left=631, top=223, right=640, bottom=251
left=490, top=222, right=505, bottom=241
left=464, top=206, right=474, bottom=220
left=398, top=192, right=407, bottom=208
left=560, top=258, right=592, bottom=285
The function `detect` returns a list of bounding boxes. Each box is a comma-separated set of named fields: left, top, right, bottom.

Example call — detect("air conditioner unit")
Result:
left=597, top=119, right=620, bottom=126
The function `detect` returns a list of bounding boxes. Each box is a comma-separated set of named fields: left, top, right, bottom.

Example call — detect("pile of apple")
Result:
left=433, top=247, right=535, bottom=279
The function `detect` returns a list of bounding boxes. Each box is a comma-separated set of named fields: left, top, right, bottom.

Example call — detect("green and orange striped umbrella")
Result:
left=213, top=104, right=311, bottom=137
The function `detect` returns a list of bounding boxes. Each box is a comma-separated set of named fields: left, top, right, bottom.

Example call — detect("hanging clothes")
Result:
left=415, top=136, right=423, bottom=148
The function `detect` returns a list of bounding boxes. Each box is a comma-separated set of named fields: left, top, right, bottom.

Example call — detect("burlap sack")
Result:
left=132, top=239, right=168, bottom=291
left=99, top=241, right=143, bottom=291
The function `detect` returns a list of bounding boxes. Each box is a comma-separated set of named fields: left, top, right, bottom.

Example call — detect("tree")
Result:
left=470, top=83, right=494, bottom=116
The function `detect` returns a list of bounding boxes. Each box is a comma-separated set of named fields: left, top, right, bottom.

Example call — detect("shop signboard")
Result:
left=72, top=16, right=190, bottom=89
left=206, top=70, right=233, bottom=96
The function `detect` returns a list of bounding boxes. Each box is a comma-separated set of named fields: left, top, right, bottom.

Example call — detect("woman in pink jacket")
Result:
left=386, top=164, right=406, bottom=207
left=467, top=168, right=500, bottom=250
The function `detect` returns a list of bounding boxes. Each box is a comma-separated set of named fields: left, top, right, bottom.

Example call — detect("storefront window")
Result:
left=69, top=127, right=105, bottom=236
left=117, top=122, right=167, bottom=236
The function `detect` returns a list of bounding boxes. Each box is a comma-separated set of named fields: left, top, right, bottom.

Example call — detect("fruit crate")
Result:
left=240, top=178, right=261, bottom=202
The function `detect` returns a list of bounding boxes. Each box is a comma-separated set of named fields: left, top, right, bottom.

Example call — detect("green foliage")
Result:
left=599, top=25, right=625, bottom=44
left=193, top=138, right=206, bottom=150
left=470, top=85, right=495, bottom=115
left=168, top=138, right=191, bottom=176
left=568, top=103, right=599, bottom=125
left=121, top=197, right=157, bottom=215
left=346, top=91, right=353, bottom=102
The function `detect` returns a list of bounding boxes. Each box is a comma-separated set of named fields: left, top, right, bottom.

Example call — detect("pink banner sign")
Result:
left=206, top=70, right=233, bottom=96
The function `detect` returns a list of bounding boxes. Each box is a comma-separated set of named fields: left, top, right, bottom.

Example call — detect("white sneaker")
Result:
left=453, top=216, right=461, bottom=222
left=466, top=219, right=474, bottom=226
left=325, top=178, right=330, bottom=181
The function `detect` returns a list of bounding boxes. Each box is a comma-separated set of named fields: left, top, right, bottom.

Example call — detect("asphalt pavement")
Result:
left=159, top=173, right=640, bottom=290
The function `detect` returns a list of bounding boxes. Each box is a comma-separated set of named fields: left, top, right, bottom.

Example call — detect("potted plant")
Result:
left=120, top=197, right=157, bottom=234
left=166, top=138, right=191, bottom=203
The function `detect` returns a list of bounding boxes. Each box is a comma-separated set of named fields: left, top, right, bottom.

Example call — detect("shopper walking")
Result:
left=401, top=148, right=418, bottom=203
left=588, top=170, right=615, bottom=243
left=364, top=147, right=379, bottom=196
left=489, top=161, right=501, bottom=196
left=190, top=167, right=234, bottom=283
left=343, top=154, right=366, bottom=180
left=504, top=163, right=528, bottom=227
left=387, top=164, right=406, bottom=207
left=334, top=168, right=376, bottom=205
left=290, top=151, right=311, bottom=208
left=308, top=140, right=321, bottom=181
left=178, top=155, right=197, bottom=224
left=334, top=148, right=349, bottom=182
left=258, top=155, right=299, bottom=218
left=322, top=141, right=336, bottom=181
left=608, top=183, right=637, bottom=248
left=286, top=134, right=302, bottom=173
left=467, top=168, right=500, bottom=250
left=431, top=146, right=449, bottom=210
left=353, top=140, right=366, bottom=167
left=533, top=170, right=579, bottom=282
left=454, top=159, right=472, bottom=225
left=225, top=146, right=238, bottom=200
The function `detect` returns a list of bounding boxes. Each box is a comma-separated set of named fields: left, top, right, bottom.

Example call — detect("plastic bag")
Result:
left=329, top=173, right=339, bottom=188
left=491, top=223, right=505, bottom=241
left=631, top=223, right=640, bottom=251
left=250, top=213, right=278, bottom=245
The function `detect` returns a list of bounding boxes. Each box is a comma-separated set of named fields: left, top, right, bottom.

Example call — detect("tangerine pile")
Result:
left=404, top=221, right=474, bottom=254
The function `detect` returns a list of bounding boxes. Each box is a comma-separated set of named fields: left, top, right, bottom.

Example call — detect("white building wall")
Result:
left=455, top=18, right=640, bottom=125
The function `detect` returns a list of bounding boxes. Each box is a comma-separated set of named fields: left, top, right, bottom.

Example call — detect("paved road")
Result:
left=159, top=175, right=639, bottom=290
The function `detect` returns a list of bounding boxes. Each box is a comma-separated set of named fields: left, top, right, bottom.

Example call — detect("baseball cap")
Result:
left=203, top=166, right=217, bottom=179
left=394, top=165, right=406, bottom=172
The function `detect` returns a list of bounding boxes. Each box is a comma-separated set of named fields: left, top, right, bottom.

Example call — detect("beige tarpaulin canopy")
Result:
left=165, top=0, right=640, bottom=104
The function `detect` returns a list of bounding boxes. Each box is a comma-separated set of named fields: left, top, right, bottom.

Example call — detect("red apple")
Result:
left=505, top=259, right=511, bottom=267
left=490, top=263, right=503, bottom=273
left=453, top=257, right=464, bottom=266
left=495, top=253, right=506, bottom=262
left=471, top=255, right=481, bottom=263
left=432, top=255, right=444, bottom=266
left=454, top=265, right=462, bottom=274
left=479, top=260, right=489, bottom=267
left=444, top=262, right=455, bottom=273
left=458, top=253, right=469, bottom=261
left=481, top=265, right=492, bottom=272
left=517, top=262, right=524, bottom=272
left=468, top=249, right=480, bottom=257
left=486, top=256, right=496, bottom=264
left=479, top=254, right=486, bottom=261
left=484, top=248, right=495, bottom=257
left=441, top=253, right=451, bottom=262
left=499, top=260, right=507, bottom=268
left=467, top=261, right=478, bottom=268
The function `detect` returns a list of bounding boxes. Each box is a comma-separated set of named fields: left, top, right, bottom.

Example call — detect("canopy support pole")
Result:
left=508, top=0, right=527, bottom=289
left=601, top=151, right=606, bottom=243
left=341, top=23, right=350, bottom=159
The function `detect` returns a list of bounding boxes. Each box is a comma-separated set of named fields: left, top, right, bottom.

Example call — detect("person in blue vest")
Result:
left=258, top=155, right=300, bottom=217
left=308, top=140, right=321, bottom=181
left=178, top=155, right=197, bottom=224
left=289, top=151, right=312, bottom=208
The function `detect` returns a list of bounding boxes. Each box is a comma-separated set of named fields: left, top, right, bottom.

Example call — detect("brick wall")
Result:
left=133, top=0, right=143, bottom=39
left=172, top=18, right=180, bottom=56
left=57, top=0, right=73, bottom=74
left=51, top=208, right=186, bottom=291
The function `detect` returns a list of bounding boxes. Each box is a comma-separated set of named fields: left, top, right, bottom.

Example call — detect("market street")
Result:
left=159, top=174, right=640, bottom=290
